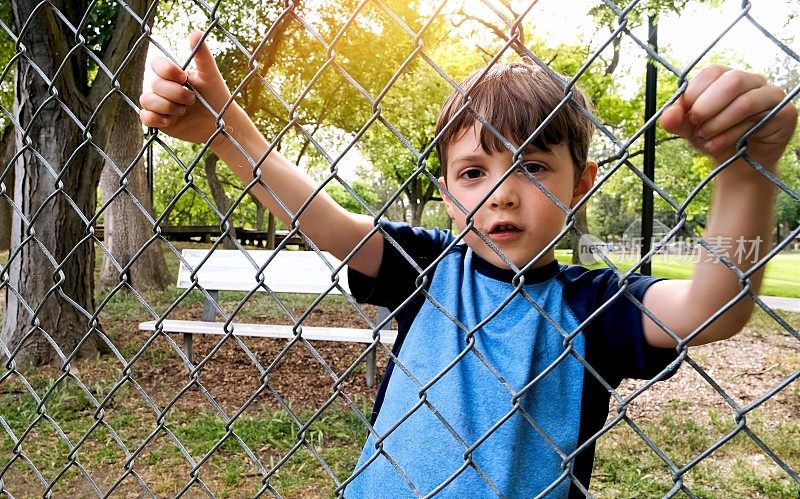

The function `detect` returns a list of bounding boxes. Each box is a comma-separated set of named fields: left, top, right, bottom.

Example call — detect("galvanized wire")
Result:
left=0, top=0, right=798, bottom=497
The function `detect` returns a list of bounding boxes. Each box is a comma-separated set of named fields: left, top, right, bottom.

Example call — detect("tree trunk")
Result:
left=254, top=196, right=266, bottom=230
left=266, top=212, right=276, bottom=249
left=3, top=13, right=101, bottom=366
left=403, top=174, right=435, bottom=227
left=410, top=200, right=426, bottom=227
left=203, top=153, right=238, bottom=249
left=2, top=0, right=154, bottom=367
left=0, top=126, right=14, bottom=252
left=571, top=209, right=590, bottom=265
left=99, top=41, right=170, bottom=291
left=253, top=198, right=266, bottom=246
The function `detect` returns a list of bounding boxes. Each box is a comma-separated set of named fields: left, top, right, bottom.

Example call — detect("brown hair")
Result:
left=435, top=62, right=595, bottom=184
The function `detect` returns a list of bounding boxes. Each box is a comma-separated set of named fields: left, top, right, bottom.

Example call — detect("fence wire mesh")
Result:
left=0, top=0, right=798, bottom=497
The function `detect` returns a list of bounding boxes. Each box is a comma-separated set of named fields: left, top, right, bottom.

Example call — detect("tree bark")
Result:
left=253, top=193, right=266, bottom=230
left=98, top=38, right=170, bottom=291
left=410, top=200, right=425, bottom=227
left=0, top=126, right=14, bottom=251
left=2, top=0, right=155, bottom=367
left=402, top=176, right=434, bottom=227
left=203, top=153, right=239, bottom=249
left=571, top=209, right=590, bottom=265
left=266, top=212, right=276, bottom=249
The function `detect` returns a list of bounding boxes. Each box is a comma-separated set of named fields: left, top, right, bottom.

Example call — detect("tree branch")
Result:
left=295, top=118, right=326, bottom=167
left=596, top=136, right=682, bottom=167
left=90, top=0, right=155, bottom=105
left=243, top=7, right=292, bottom=116
left=89, top=0, right=157, bottom=161
left=604, top=31, right=621, bottom=76
left=455, top=9, right=527, bottom=59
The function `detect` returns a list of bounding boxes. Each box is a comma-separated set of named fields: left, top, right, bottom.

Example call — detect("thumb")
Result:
left=188, top=30, right=219, bottom=75
left=660, top=95, right=693, bottom=138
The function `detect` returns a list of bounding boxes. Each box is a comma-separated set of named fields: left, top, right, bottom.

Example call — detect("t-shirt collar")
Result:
left=470, top=249, right=560, bottom=284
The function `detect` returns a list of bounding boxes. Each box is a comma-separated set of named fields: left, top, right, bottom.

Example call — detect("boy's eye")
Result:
left=460, top=168, right=485, bottom=180
left=519, top=162, right=545, bottom=176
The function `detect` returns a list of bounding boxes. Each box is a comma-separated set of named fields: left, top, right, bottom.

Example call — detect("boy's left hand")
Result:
left=661, top=65, right=797, bottom=171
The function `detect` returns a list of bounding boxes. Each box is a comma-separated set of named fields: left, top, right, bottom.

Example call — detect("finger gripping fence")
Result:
left=0, top=0, right=798, bottom=497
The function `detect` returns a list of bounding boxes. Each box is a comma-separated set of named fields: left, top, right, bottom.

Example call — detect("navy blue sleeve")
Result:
left=347, top=220, right=454, bottom=310
left=559, top=266, right=680, bottom=384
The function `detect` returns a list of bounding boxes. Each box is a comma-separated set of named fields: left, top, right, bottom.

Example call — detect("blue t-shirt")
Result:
left=344, top=221, right=680, bottom=498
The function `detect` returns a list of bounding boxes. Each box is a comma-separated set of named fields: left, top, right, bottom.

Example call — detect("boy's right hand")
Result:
left=139, top=31, right=235, bottom=146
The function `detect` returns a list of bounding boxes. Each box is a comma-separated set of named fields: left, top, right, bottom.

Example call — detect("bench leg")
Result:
left=183, top=333, right=193, bottom=364
left=202, top=291, right=219, bottom=321
left=186, top=290, right=218, bottom=365
left=366, top=348, right=376, bottom=388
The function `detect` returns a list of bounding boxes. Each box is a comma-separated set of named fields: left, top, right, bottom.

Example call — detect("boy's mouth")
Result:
left=487, top=222, right=522, bottom=236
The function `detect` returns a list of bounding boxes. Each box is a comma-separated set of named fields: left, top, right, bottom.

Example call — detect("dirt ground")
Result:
left=17, top=299, right=800, bottom=426
left=618, top=319, right=800, bottom=422
left=91, top=302, right=392, bottom=418
left=1, top=243, right=797, bottom=426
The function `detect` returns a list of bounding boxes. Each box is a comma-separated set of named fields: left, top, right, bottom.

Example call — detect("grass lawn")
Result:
left=0, top=389, right=366, bottom=498
left=555, top=250, right=800, bottom=298
left=1, top=389, right=796, bottom=498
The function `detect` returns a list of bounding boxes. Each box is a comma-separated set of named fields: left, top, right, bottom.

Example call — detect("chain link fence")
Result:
left=0, top=0, right=799, bottom=497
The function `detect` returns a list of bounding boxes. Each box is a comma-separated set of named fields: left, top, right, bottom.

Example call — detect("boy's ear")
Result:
left=570, top=161, right=598, bottom=208
left=439, top=176, right=456, bottom=219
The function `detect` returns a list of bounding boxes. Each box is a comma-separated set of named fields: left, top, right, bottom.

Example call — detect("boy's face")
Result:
left=439, top=124, right=596, bottom=270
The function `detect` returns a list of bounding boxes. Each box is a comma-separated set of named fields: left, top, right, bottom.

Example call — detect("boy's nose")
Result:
left=489, top=180, right=519, bottom=209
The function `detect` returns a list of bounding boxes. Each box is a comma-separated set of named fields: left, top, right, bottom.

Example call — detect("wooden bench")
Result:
left=138, top=249, right=396, bottom=387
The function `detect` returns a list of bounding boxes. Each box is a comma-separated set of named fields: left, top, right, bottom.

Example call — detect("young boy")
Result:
left=140, top=31, right=797, bottom=497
